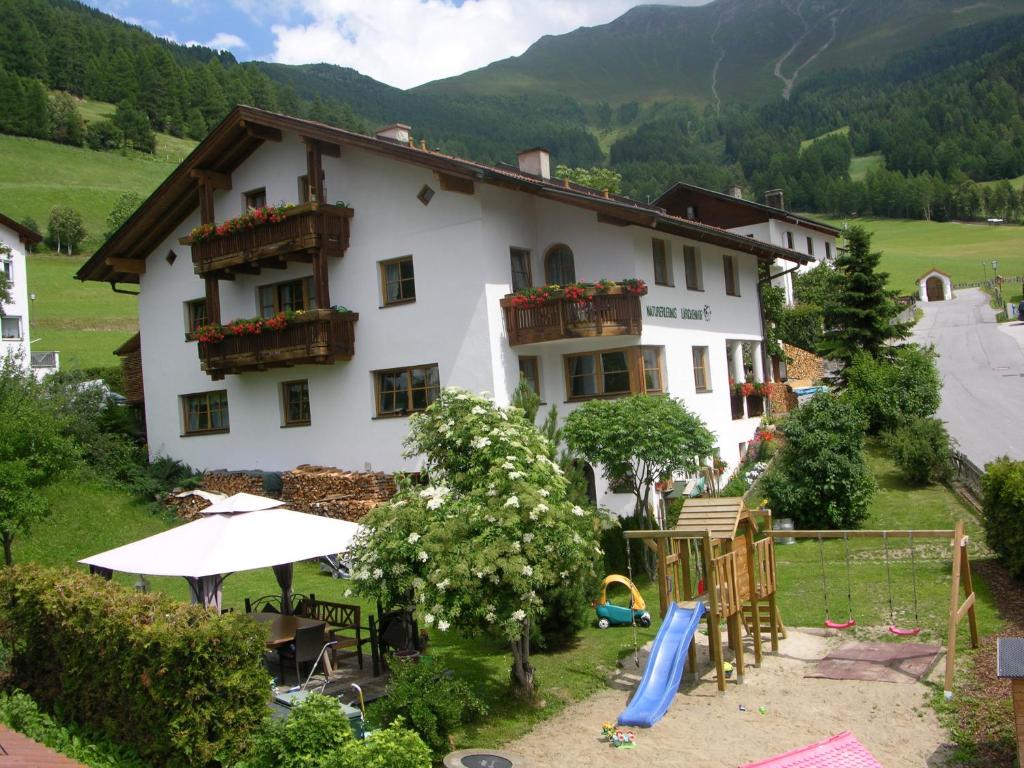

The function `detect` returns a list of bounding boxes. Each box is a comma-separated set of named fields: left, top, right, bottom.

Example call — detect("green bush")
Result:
left=0, top=690, right=147, bottom=767
left=777, top=303, right=825, bottom=353
left=0, top=565, right=269, bottom=766
left=882, top=417, right=952, bottom=485
left=368, top=657, right=485, bottom=755
left=842, top=345, right=941, bottom=434
left=981, top=458, right=1024, bottom=579
left=239, top=694, right=431, bottom=768
left=762, top=395, right=875, bottom=529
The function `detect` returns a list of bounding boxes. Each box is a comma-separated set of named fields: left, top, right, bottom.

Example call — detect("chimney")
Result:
left=764, top=188, right=785, bottom=210
left=375, top=123, right=411, bottom=144
left=517, top=147, right=551, bottom=180
left=728, top=184, right=743, bottom=199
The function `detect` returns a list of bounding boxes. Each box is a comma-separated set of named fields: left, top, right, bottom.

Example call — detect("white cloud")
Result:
left=207, top=32, right=248, bottom=50
left=267, top=0, right=707, bottom=89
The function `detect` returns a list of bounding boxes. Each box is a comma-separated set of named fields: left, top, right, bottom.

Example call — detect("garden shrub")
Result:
left=841, top=345, right=941, bottom=433
left=777, top=303, right=825, bottom=353
left=367, top=657, right=485, bottom=755
left=0, top=690, right=148, bottom=768
left=0, top=564, right=269, bottom=766
left=980, top=458, right=1024, bottom=579
left=882, top=417, right=952, bottom=485
left=239, top=694, right=431, bottom=768
left=761, top=394, right=875, bottom=529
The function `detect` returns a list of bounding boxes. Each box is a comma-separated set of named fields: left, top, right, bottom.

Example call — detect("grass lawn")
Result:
left=849, top=153, right=884, bottom=181
left=799, top=125, right=849, bottom=152
left=17, top=443, right=1001, bottom=751
left=815, top=215, right=1024, bottom=294
left=24, top=253, right=137, bottom=369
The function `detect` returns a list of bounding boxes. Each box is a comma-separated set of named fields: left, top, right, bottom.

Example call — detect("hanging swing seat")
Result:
left=825, top=618, right=857, bottom=630
left=888, top=625, right=921, bottom=636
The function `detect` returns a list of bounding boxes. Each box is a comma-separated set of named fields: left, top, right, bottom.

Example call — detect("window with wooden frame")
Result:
left=374, top=364, right=440, bottom=417
left=1, top=316, right=22, bottom=340
left=380, top=256, right=416, bottom=305
left=544, top=244, right=576, bottom=285
left=652, top=238, right=672, bottom=286
left=510, top=247, right=532, bottom=292
left=564, top=346, right=664, bottom=400
left=258, top=277, right=317, bottom=318
left=184, top=298, right=208, bottom=333
left=692, top=346, right=711, bottom=393
left=723, top=254, right=740, bottom=297
left=825, top=241, right=832, bottom=260
left=297, top=175, right=309, bottom=204
left=243, top=187, right=267, bottom=210
left=281, top=380, right=311, bottom=427
left=181, top=390, right=229, bottom=435
left=518, top=356, right=541, bottom=398
left=806, top=236, right=814, bottom=256
left=683, top=245, right=703, bottom=291
left=786, top=231, right=794, bottom=249
left=1, top=258, right=13, bottom=285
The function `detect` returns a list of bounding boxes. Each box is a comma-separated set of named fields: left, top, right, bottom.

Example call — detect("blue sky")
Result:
left=82, top=0, right=708, bottom=89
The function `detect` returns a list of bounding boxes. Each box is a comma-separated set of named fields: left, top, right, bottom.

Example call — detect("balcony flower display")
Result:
left=507, top=279, right=649, bottom=307
left=187, top=307, right=353, bottom=342
left=187, top=202, right=295, bottom=243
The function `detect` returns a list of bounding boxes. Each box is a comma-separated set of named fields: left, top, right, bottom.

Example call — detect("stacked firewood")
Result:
left=163, top=492, right=214, bottom=521
left=281, top=465, right=397, bottom=522
left=201, top=470, right=270, bottom=497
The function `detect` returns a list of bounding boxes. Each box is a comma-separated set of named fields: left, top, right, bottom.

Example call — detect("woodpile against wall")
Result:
left=164, top=466, right=397, bottom=523
left=782, top=343, right=826, bottom=382
left=282, top=465, right=397, bottom=523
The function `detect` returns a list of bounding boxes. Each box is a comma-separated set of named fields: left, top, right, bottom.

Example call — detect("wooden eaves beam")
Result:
left=239, top=120, right=282, bottom=143
left=189, top=169, right=232, bottom=190
left=104, top=257, right=146, bottom=275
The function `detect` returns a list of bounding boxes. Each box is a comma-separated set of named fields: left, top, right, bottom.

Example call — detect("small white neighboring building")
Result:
left=654, top=184, right=840, bottom=307
left=0, top=212, right=58, bottom=378
left=75, top=107, right=814, bottom=515
left=917, top=268, right=953, bottom=302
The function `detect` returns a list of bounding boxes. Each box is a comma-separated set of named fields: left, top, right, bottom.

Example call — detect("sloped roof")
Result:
left=916, top=267, right=952, bottom=281
left=675, top=497, right=753, bottom=540
left=654, top=181, right=840, bottom=236
left=0, top=212, right=42, bottom=245
left=113, top=332, right=141, bottom=356
left=76, top=105, right=815, bottom=285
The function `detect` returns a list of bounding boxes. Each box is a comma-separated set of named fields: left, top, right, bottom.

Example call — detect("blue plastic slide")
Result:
left=617, top=600, right=707, bottom=727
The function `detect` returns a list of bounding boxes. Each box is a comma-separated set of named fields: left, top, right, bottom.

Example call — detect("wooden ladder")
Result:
left=742, top=602, right=787, bottom=640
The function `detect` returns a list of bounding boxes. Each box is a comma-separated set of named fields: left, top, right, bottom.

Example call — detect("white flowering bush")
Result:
left=349, top=388, right=600, bottom=696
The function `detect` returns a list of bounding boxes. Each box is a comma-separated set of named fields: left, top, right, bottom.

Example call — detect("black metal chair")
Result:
left=245, top=595, right=281, bottom=614
left=277, top=623, right=327, bottom=684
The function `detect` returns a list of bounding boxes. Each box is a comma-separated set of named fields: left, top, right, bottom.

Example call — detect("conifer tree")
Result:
left=819, top=226, right=911, bottom=366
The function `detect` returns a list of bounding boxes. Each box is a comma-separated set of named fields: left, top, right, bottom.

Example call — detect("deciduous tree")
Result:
left=349, top=389, right=600, bottom=697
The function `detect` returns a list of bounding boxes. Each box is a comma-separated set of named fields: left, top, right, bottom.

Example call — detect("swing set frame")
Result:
left=766, top=520, right=979, bottom=697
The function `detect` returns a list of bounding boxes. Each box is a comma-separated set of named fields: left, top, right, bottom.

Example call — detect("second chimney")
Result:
left=764, top=188, right=785, bottom=210
left=376, top=123, right=411, bottom=144
left=517, top=147, right=551, bottom=180
left=728, top=184, right=743, bottom=199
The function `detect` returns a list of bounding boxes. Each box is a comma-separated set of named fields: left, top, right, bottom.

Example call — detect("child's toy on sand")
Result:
left=611, top=729, right=637, bottom=749
left=594, top=575, right=651, bottom=629
left=601, top=722, right=617, bottom=740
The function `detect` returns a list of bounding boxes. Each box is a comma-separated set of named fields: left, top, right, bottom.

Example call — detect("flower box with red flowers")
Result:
left=186, top=203, right=295, bottom=243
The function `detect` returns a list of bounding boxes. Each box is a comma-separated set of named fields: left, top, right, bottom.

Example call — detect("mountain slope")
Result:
left=416, top=0, right=1024, bottom=107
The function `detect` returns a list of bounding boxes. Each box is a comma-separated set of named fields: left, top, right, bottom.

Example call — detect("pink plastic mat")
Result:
left=739, top=730, right=882, bottom=768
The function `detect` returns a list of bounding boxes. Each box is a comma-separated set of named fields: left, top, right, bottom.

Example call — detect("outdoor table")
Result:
left=249, top=612, right=326, bottom=648
left=250, top=613, right=334, bottom=677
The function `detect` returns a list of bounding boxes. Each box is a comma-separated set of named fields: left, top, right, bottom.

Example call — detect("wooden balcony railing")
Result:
left=183, top=202, right=353, bottom=277
left=501, top=290, right=642, bottom=346
left=753, top=537, right=776, bottom=599
left=195, top=309, right=358, bottom=379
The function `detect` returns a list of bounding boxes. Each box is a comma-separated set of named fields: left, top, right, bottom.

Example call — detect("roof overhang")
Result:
left=0, top=212, right=42, bottom=246
left=77, top=106, right=814, bottom=284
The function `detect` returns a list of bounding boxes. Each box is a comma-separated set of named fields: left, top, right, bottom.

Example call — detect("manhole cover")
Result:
left=461, top=756, right=514, bottom=768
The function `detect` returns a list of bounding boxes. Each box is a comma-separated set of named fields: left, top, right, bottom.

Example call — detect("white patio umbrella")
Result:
left=79, top=500, right=361, bottom=612
left=199, top=491, right=286, bottom=515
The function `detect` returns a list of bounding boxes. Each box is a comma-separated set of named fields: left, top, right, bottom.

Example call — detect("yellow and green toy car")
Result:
left=594, top=574, right=651, bottom=629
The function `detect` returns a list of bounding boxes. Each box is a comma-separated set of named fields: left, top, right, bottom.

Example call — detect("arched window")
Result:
left=544, top=244, right=576, bottom=285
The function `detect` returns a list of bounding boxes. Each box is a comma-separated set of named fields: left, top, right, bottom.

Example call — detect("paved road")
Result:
left=912, top=287, right=1024, bottom=467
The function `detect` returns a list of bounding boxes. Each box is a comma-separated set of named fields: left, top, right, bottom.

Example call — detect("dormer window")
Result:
left=244, top=187, right=267, bottom=210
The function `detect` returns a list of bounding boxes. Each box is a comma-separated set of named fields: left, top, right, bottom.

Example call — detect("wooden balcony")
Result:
left=183, top=202, right=353, bottom=277
left=501, top=289, right=643, bottom=346
left=195, top=309, right=358, bottom=379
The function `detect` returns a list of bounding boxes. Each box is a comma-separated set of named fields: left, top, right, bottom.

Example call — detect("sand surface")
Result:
left=506, top=628, right=954, bottom=767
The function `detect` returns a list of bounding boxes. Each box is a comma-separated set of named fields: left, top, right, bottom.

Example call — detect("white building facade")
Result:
left=0, top=214, right=58, bottom=377
left=78, top=109, right=812, bottom=515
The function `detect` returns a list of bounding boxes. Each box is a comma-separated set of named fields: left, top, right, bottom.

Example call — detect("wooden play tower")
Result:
left=626, top=497, right=782, bottom=692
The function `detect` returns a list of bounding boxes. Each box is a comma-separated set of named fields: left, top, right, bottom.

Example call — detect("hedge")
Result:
left=980, top=458, right=1024, bottom=579
left=0, top=565, right=270, bottom=766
